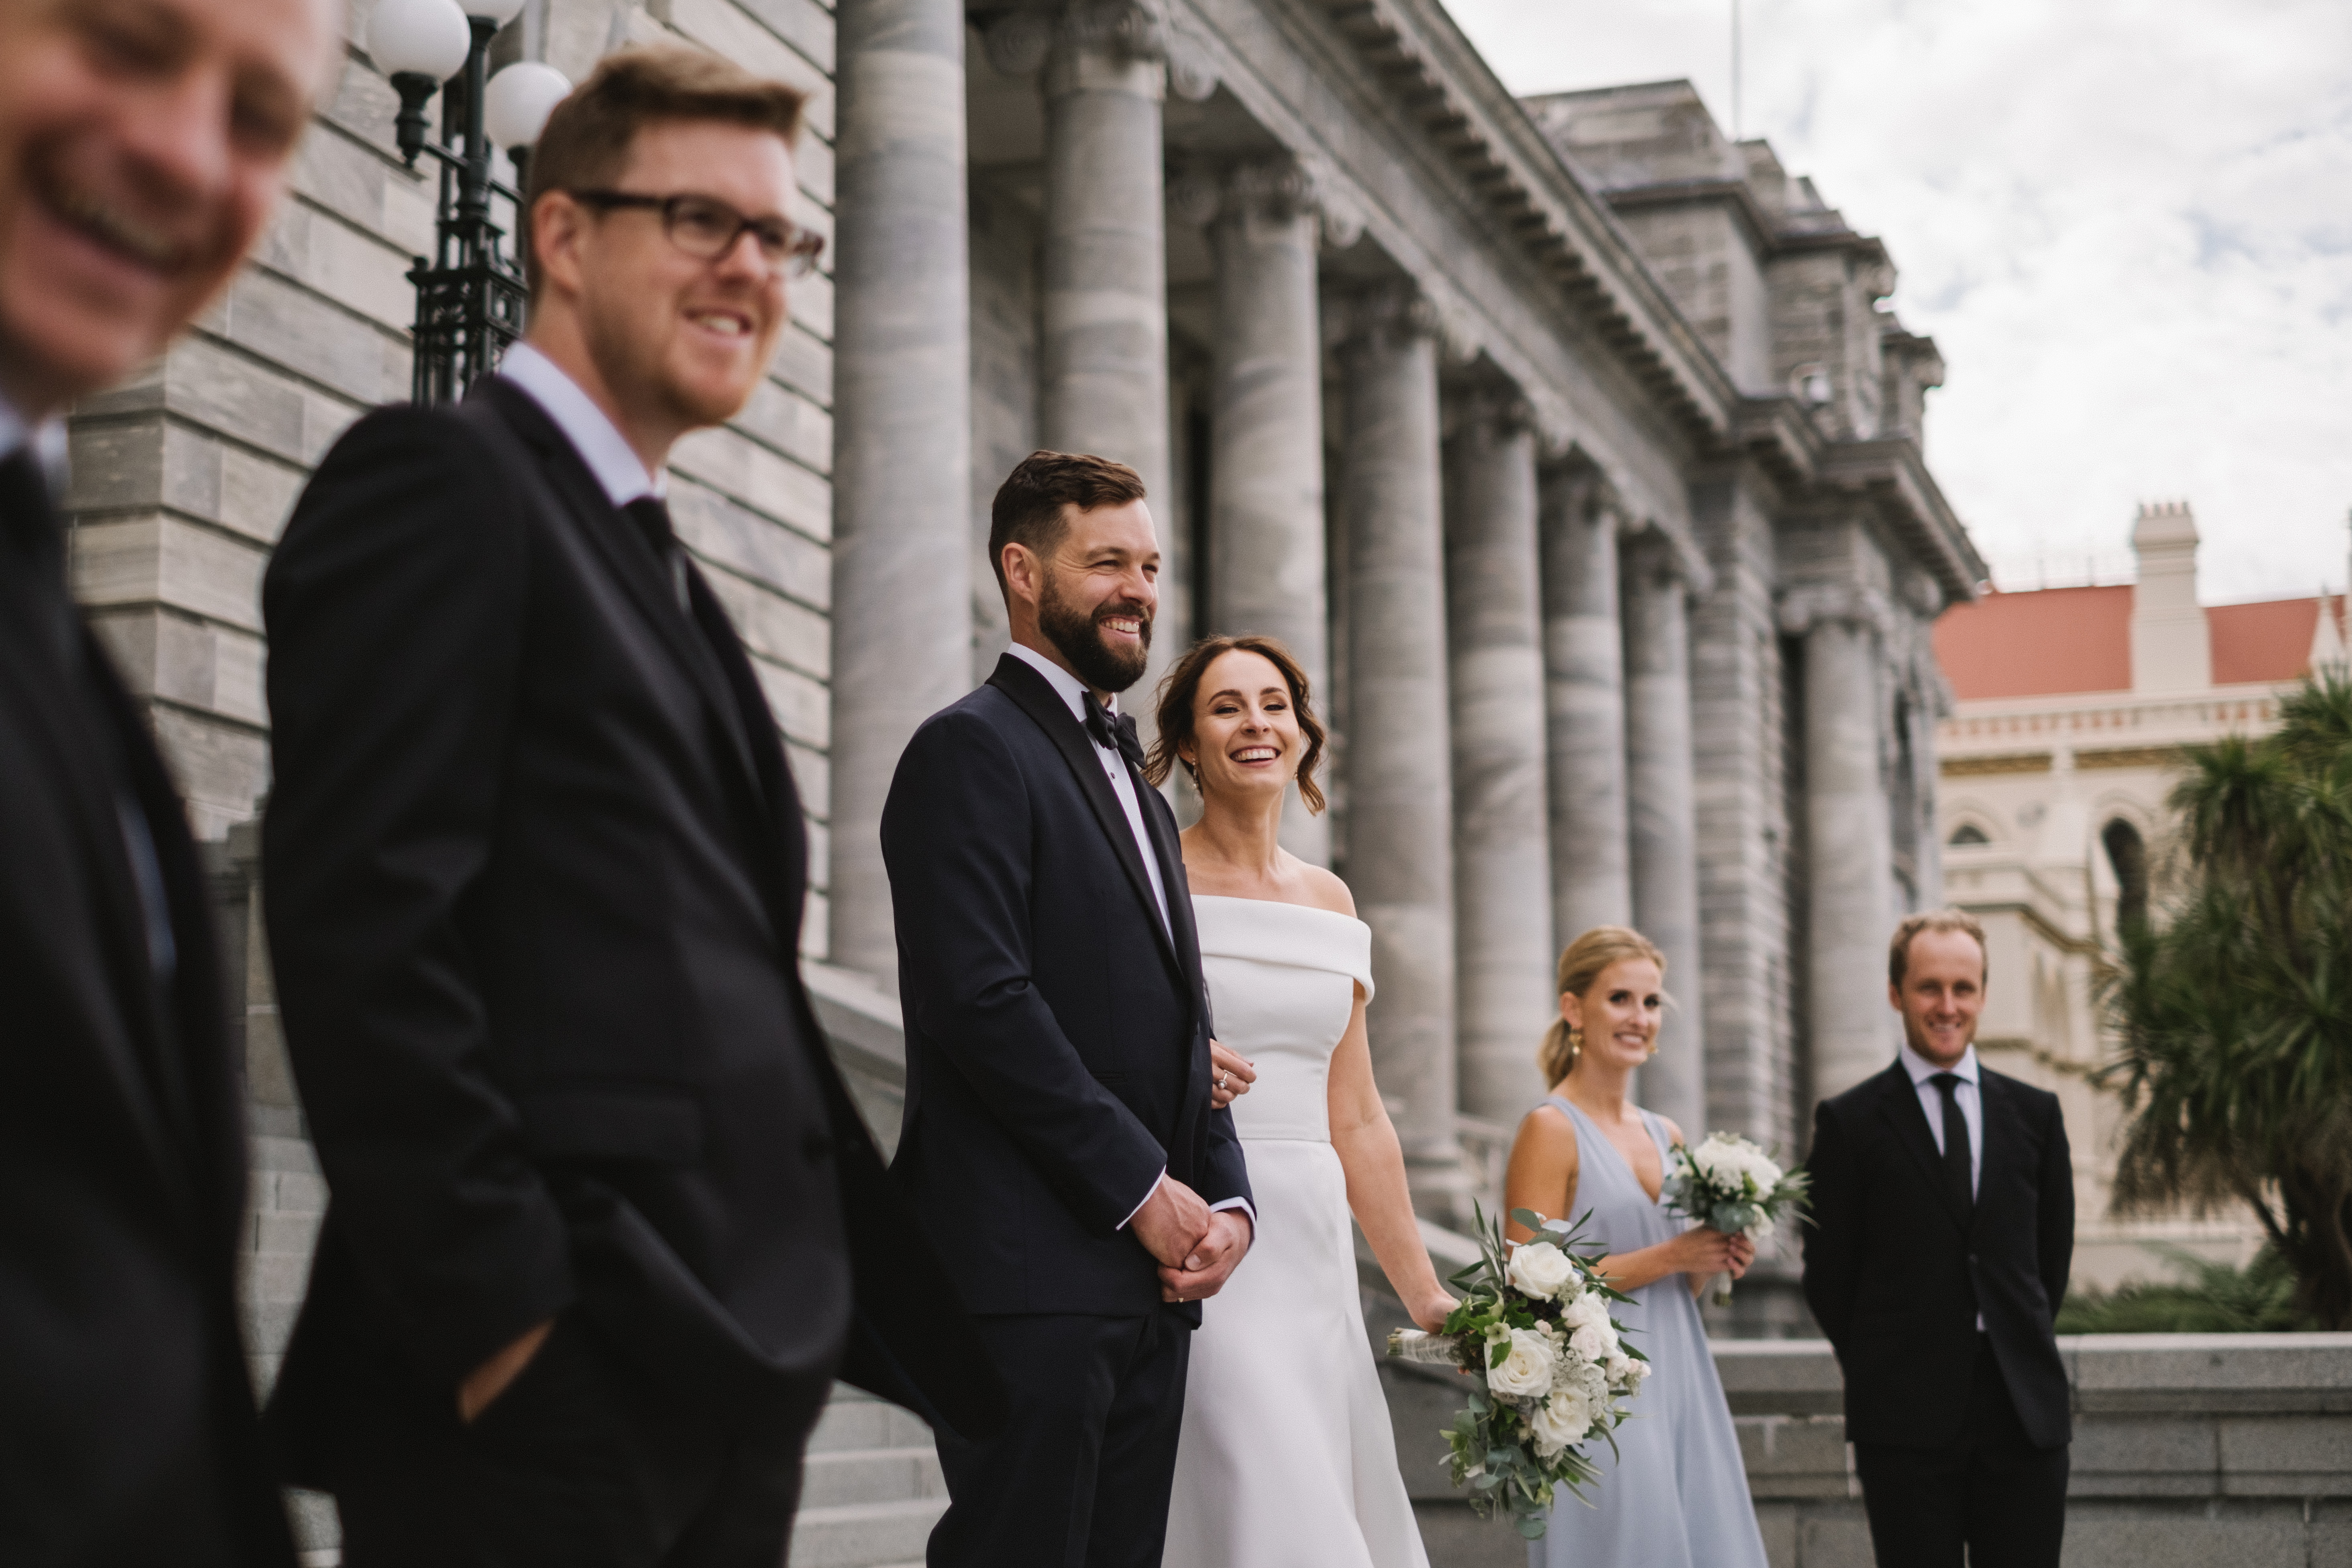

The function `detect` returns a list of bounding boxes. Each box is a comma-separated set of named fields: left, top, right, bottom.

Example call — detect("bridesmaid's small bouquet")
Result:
left=1387, top=1203, right=1648, bottom=1539
left=1662, top=1131, right=1811, bottom=1305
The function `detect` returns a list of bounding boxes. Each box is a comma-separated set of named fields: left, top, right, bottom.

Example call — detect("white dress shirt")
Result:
left=498, top=342, right=664, bottom=508
left=1002, top=641, right=1250, bottom=1234
left=1900, top=1039, right=1984, bottom=1329
left=0, top=393, right=65, bottom=477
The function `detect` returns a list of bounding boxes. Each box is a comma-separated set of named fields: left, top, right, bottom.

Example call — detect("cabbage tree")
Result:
left=2104, top=672, right=2352, bottom=1328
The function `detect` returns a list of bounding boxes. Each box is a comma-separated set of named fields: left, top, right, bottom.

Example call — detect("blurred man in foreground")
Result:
left=0, top=0, right=339, bottom=1561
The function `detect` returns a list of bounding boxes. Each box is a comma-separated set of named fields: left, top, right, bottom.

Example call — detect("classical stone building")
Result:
left=63, top=0, right=1989, bottom=1557
left=1933, top=503, right=2349, bottom=1291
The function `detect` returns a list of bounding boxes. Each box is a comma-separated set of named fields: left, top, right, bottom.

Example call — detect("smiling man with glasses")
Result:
left=256, top=43, right=998, bottom=1568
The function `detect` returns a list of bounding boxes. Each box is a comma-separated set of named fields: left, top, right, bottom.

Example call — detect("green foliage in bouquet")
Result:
left=1387, top=1203, right=1648, bottom=1539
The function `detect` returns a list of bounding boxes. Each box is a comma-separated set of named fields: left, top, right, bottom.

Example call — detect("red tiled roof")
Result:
left=1933, top=585, right=2132, bottom=699
left=1933, top=586, right=2342, bottom=700
left=2210, top=598, right=2323, bottom=686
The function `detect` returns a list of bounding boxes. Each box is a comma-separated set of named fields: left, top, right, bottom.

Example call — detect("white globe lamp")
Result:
left=367, top=0, right=470, bottom=82
left=483, top=62, right=572, bottom=150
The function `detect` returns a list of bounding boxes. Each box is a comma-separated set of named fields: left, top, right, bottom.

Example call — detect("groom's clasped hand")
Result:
left=1136, top=1173, right=1252, bottom=1303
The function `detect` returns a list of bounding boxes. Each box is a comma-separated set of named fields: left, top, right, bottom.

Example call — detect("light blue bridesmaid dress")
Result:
left=1530, top=1095, right=1769, bottom=1568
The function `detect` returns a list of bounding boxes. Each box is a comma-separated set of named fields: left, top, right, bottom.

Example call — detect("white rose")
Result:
left=1506, top=1241, right=1577, bottom=1301
left=1750, top=1212, right=1777, bottom=1242
left=1560, top=1293, right=1611, bottom=1332
left=1527, top=1387, right=1595, bottom=1458
left=1485, top=1326, right=1556, bottom=1400
left=1615, top=1354, right=1651, bottom=1391
left=1569, top=1320, right=1617, bottom=1362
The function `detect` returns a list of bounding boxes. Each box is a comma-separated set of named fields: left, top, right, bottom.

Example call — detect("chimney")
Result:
left=2130, top=501, right=2210, bottom=692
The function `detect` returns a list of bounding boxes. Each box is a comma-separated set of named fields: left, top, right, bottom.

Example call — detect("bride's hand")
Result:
left=1209, top=1040, right=1256, bottom=1109
left=1411, top=1293, right=1457, bottom=1334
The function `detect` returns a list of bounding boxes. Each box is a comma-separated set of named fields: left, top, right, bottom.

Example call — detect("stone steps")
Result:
left=788, top=1387, right=943, bottom=1568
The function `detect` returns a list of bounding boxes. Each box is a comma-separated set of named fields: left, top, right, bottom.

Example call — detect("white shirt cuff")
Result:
left=1118, top=1169, right=1167, bottom=1232
left=1209, top=1196, right=1256, bottom=1230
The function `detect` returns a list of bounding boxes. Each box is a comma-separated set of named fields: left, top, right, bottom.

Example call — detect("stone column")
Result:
left=1184, top=154, right=1331, bottom=861
left=1539, top=467, right=1632, bottom=951
left=1622, top=530, right=1706, bottom=1140
left=1782, top=583, right=1898, bottom=1104
left=1037, top=0, right=1176, bottom=709
left=1338, top=284, right=1463, bottom=1212
left=828, top=0, right=971, bottom=977
left=1444, top=389, right=1554, bottom=1122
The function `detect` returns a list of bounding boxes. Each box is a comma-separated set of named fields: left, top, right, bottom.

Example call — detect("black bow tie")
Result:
left=1084, top=699, right=1147, bottom=770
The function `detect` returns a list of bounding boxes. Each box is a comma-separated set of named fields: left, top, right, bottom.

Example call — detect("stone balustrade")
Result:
left=1370, top=1311, right=2352, bottom=1568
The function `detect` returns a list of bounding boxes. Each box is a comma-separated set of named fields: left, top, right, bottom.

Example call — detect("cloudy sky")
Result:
left=1440, top=0, right=2352, bottom=605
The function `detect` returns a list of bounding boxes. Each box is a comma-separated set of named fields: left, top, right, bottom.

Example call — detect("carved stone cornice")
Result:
left=1776, top=580, right=1896, bottom=641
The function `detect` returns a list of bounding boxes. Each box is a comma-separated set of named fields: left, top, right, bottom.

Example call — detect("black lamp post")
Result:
left=368, top=0, right=569, bottom=404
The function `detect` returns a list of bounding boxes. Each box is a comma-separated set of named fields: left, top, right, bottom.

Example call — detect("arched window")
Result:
left=2102, top=819, right=2150, bottom=935
left=1949, top=823, right=1990, bottom=847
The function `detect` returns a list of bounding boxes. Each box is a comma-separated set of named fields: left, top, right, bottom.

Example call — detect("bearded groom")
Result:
left=881, top=451, right=1254, bottom=1568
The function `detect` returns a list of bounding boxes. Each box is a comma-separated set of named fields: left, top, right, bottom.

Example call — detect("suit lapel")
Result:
left=1974, top=1070, right=2013, bottom=1236
left=987, top=654, right=1183, bottom=977
left=1871, top=1062, right=1973, bottom=1236
left=469, top=381, right=763, bottom=800
left=0, top=560, right=192, bottom=1208
left=1136, top=778, right=1211, bottom=1145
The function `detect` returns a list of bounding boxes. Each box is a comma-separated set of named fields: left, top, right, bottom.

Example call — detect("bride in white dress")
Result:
left=1144, top=634, right=1456, bottom=1568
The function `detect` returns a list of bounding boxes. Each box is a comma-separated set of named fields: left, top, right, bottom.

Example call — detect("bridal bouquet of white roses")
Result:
left=1662, top=1131, right=1810, bottom=1305
left=1387, top=1203, right=1648, bottom=1539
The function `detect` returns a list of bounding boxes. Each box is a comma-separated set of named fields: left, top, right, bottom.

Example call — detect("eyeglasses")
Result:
left=567, top=190, right=826, bottom=278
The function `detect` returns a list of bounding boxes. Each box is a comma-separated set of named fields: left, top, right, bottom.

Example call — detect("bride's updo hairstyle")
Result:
left=1145, top=634, right=1326, bottom=814
left=1538, top=925, right=1670, bottom=1084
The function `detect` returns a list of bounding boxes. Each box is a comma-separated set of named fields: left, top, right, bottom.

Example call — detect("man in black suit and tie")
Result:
left=0, top=0, right=336, bottom=1560
left=881, top=450, right=1256, bottom=1568
left=260, top=47, right=996, bottom=1566
left=1803, top=909, right=2075, bottom=1567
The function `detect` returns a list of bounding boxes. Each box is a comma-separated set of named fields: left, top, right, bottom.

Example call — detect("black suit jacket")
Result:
left=1802, top=1058, right=2074, bottom=1450
left=880, top=653, right=1251, bottom=1320
left=260, top=379, right=999, bottom=1483
left=0, top=457, right=295, bottom=1564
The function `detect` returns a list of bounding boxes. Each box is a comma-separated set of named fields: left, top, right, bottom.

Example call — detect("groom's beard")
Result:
left=1039, top=569, right=1152, bottom=693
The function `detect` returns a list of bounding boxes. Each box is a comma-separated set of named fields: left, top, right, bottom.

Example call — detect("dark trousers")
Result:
left=929, top=1310, right=1191, bottom=1568
left=1853, top=1336, right=2069, bottom=1568
left=334, top=1316, right=822, bottom=1568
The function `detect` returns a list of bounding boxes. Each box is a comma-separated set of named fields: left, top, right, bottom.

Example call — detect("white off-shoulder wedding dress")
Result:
left=1163, top=895, right=1431, bottom=1568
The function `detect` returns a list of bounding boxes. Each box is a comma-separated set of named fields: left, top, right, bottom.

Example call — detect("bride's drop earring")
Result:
left=1645, top=1039, right=1659, bottom=1059
left=1568, top=1026, right=1583, bottom=1065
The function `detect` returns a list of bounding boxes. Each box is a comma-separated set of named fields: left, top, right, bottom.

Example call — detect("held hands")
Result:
left=1158, top=1209, right=1253, bottom=1304
left=1208, top=1039, right=1256, bottom=1110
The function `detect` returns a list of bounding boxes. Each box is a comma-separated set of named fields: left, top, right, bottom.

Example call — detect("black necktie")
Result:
left=0, top=446, right=78, bottom=670
left=1084, top=699, right=1147, bottom=771
left=1930, top=1072, right=1974, bottom=1216
left=623, top=495, right=689, bottom=609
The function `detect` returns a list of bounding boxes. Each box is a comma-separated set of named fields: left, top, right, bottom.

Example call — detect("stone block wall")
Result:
left=1717, top=1336, right=2352, bottom=1568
